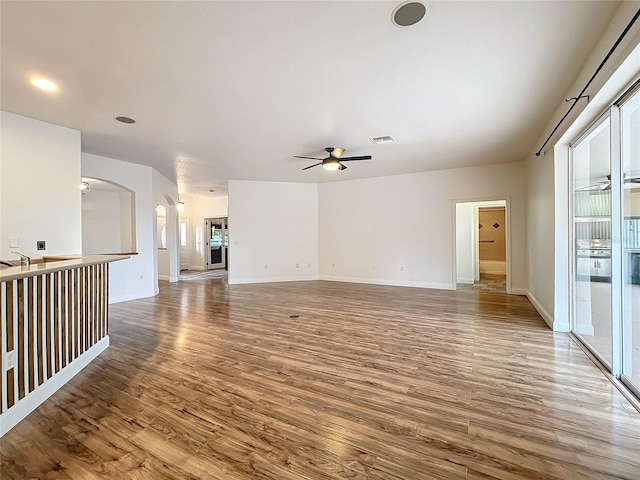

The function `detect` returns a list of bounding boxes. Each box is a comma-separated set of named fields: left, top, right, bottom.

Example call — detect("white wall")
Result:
left=156, top=207, right=170, bottom=279
left=82, top=190, right=122, bottom=254
left=527, top=2, right=640, bottom=330
left=120, top=191, right=134, bottom=252
left=82, top=153, right=156, bottom=303
left=319, top=162, right=528, bottom=292
left=180, top=194, right=229, bottom=270
left=455, top=203, right=474, bottom=284
left=152, top=169, right=179, bottom=282
left=1, top=111, right=81, bottom=259
left=228, top=181, right=318, bottom=284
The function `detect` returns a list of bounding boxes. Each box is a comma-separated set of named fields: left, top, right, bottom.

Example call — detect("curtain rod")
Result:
left=534, top=8, right=640, bottom=157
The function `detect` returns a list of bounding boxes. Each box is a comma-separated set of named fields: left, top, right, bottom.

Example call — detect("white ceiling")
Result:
left=0, top=1, right=621, bottom=194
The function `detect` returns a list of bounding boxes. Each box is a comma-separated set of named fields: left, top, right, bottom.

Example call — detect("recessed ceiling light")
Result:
left=30, top=77, right=58, bottom=92
left=392, top=2, right=427, bottom=27
left=115, top=116, right=136, bottom=124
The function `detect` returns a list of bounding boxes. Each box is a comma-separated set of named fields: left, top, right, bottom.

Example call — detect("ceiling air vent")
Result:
left=370, top=135, right=395, bottom=144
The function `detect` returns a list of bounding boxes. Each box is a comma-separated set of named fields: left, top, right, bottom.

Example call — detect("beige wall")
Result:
left=319, top=162, right=527, bottom=292
left=479, top=208, right=506, bottom=262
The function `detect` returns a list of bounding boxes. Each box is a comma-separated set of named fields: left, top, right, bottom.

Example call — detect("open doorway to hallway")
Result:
left=455, top=199, right=509, bottom=293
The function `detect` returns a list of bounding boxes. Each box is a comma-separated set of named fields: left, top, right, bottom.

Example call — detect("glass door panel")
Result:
left=206, top=217, right=227, bottom=270
left=621, top=88, right=640, bottom=394
left=572, top=116, right=613, bottom=367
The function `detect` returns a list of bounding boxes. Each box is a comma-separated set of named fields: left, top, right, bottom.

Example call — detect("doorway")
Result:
left=455, top=200, right=509, bottom=293
left=205, top=217, right=228, bottom=270
left=179, top=216, right=190, bottom=271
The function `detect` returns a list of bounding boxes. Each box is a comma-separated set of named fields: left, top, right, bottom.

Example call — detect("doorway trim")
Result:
left=452, top=196, right=513, bottom=295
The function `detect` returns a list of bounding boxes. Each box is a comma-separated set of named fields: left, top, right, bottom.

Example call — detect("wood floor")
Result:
left=2, top=277, right=640, bottom=479
left=456, top=274, right=506, bottom=294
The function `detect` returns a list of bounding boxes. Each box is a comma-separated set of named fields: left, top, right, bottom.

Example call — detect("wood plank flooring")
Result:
left=1, top=277, right=639, bottom=479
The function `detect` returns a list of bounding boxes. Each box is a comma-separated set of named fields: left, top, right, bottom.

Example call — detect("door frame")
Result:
left=453, top=197, right=512, bottom=294
left=205, top=217, right=228, bottom=270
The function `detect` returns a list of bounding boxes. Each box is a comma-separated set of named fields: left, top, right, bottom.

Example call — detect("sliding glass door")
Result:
left=572, top=116, right=613, bottom=367
left=621, top=87, right=640, bottom=396
left=571, top=82, right=640, bottom=399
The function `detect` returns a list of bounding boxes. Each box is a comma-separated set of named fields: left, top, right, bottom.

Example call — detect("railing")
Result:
left=0, top=255, right=127, bottom=436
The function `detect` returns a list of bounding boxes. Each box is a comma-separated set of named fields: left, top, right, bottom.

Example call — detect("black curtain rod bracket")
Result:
left=565, top=94, right=590, bottom=103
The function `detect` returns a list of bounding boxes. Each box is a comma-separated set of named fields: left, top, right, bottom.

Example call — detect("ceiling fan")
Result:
left=295, top=147, right=372, bottom=171
left=576, top=174, right=640, bottom=191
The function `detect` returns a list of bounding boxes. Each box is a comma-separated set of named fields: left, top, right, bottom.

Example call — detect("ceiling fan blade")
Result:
left=575, top=184, right=602, bottom=191
left=294, top=155, right=324, bottom=161
left=301, top=162, right=322, bottom=170
left=338, top=163, right=347, bottom=170
left=339, top=155, right=372, bottom=162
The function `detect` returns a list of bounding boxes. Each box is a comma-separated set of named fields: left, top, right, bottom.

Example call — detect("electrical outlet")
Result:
left=9, top=237, right=19, bottom=248
left=296, top=263, right=299, bottom=268
left=139, top=275, right=143, bottom=280
left=4, top=351, right=16, bottom=370
left=36, top=240, right=46, bottom=251
left=264, top=265, right=268, bottom=269
left=400, top=266, right=404, bottom=271
left=307, top=263, right=311, bottom=268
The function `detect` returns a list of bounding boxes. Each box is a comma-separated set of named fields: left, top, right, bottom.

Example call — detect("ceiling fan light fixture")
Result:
left=323, top=159, right=341, bottom=171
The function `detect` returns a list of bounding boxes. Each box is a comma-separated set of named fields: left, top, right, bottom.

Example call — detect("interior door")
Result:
left=206, top=217, right=227, bottom=270
left=179, top=217, right=190, bottom=271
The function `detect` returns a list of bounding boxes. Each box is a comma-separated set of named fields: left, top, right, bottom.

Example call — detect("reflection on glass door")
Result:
left=621, top=87, right=640, bottom=395
left=572, top=115, right=613, bottom=367
left=205, top=217, right=228, bottom=270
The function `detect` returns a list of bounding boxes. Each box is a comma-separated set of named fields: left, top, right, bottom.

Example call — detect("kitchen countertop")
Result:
left=0, top=254, right=129, bottom=282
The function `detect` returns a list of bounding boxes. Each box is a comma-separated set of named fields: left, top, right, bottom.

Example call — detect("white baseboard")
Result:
left=526, top=291, right=554, bottom=330
left=457, top=277, right=474, bottom=285
left=109, top=289, right=156, bottom=304
left=575, top=323, right=594, bottom=336
left=319, top=275, right=454, bottom=290
left=511, top=288, right=528, bottom=296
left=158, top=275, right=170, bottom=281
left=189, top=266, right=205, bottom=271
left=229, top=275, right=318, bottom=285
left=0, top=336, right=109, bottom=437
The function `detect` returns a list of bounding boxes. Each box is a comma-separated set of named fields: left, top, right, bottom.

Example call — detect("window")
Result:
left=180, top=221, right=188, bottom=247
